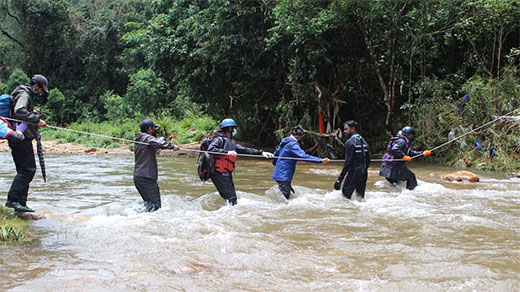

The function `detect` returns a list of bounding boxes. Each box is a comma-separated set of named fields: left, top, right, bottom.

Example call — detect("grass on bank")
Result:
left=0, top=206, right=31, bottom=242
left=40, top=113, right=218, bottom=149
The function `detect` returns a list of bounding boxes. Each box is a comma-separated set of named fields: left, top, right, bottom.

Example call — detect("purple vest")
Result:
left=381, top=136, right=410, bottom=169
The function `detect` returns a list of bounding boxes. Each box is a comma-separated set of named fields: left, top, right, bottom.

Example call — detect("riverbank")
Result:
left=0, top=139, right=202, bottom=155
left=0, top=206, right=31, bottom=242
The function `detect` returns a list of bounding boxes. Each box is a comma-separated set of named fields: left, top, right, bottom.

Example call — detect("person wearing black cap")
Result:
left=272, top=125, right=330, bottom=199
left=379, top=126, right=431, bottom=190
left=5, top=75, right=49, bottom=213
left=334, top=120, right=370, bottom=200
left=134, top=119, right=180, bottom=212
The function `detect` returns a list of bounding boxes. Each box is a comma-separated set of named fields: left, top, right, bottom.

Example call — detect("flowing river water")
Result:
left=0, top=152, right=519, bottom=291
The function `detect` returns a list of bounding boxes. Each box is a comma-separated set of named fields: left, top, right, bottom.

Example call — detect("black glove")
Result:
left=334, top=179, right=342, bottom=190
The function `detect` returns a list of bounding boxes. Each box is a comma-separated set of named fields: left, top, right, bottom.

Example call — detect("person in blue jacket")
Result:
left=272, top=125, right=330, bottom=199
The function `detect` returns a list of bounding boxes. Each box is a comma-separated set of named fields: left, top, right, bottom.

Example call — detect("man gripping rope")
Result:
left=208, top=118, right=273, bottom=205
left=379, top=126, right=431, bottom=190
left=134, top=119, right=180, bottom=212
left=5, top=75, right=49, bottom=213
left=272, top=125, right=330, bottom=199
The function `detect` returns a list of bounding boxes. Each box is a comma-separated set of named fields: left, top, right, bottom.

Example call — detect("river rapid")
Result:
left=0, top=152, right=519, bottom=291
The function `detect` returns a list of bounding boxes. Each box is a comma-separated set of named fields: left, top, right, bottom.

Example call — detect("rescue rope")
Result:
left=410, top=107, right=520, bottom=159
left=4, top=117, right=149, bottom=145
left=7, top=106, right=518, bottom=163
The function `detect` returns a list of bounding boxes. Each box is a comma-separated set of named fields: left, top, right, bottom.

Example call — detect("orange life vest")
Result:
left=213, top=154, right=237, bottom=173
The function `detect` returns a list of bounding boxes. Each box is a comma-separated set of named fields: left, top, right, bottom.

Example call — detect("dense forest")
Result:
left=1, top=0, right=519, bottom=170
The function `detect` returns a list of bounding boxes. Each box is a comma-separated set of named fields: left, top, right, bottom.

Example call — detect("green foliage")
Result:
left=43, top=88, right=66, bottom=124
left=5, top=69, right=29, bottom=94
left=41, top=114, right=218, bottom=147
left=0, top=207, right=31, bottom=242
left=2, top=0, right=520, bottom=169
left=124, top=69, right=166, bottom=116
left=411, top=67, right=520, bottom=171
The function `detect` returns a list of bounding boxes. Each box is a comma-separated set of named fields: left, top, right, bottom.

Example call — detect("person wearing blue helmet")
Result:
left=379, top=126, right=431, bottom=190
left=207, top=118, right=273, bottom=205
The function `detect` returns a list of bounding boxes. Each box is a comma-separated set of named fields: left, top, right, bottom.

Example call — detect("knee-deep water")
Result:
left=0, top=152, right=519, bottom=291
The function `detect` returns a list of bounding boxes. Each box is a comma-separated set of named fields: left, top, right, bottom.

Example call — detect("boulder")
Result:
left=442, top=171, right=479, bottom=182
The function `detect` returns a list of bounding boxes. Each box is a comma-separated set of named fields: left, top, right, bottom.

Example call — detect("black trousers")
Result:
left=342, top=167, right=368, bottom=199
left=134, top=175, right=161, bottom=212
left=384, top=166, right=417, bottom=190
left=210, top=172, right=237, bottom=205
left=8, top=139, right=36, bottom=206
left=277, top=181, right=295, bottom=199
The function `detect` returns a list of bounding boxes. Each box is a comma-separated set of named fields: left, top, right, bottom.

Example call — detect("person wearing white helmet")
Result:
left=207, top=118, right=273, bottom=205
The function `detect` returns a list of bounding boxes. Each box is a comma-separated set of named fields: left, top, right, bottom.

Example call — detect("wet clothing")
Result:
left=207, top=130, right=263, bottom=205
left=7, top=85, right=40, bottom=207
left=379, top=134, right=423, bottom=190
left=271, top=137, right=322, bottom=182
left=210, top=172, right=237, bottom=205
left=134, top=175, right=161, bottom=212
left=336, top=134, right=370, bottom=199
left=277, top=181, right=295, bottom=199
left=133, top=132, right=174, bottom=212
left=11, top=85, right=40, bottom=140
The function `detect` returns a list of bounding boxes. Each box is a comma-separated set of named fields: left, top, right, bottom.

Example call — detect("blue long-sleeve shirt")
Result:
left=272, top=137, right=322, bottom=182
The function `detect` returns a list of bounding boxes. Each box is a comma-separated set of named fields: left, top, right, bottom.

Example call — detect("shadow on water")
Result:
left=0, top=152, right=519, bottom=291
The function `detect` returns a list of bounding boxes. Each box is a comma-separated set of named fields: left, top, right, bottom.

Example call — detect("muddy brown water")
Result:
left=0, top=153, right=519, bottom=291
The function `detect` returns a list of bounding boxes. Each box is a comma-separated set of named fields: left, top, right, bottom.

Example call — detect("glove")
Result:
left=423, top=150, right=432, bottom=157
left=334, top=179, right=342, bottom=190
left=227, top=150, right=237, bottom=156
left=262, top=151, right=274, bottom=158
left=403, top=155, right=412, bottom=162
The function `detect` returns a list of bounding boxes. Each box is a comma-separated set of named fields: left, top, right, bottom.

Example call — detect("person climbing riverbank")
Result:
left=208, top=118, right=273, bottom=205
left=334, top=120, right=370, bottom=200
left=379, top=126, right=431, bottom=190
left=272, top=125, right=330, bottom=199
left=134, top=119, right=180, bottom=212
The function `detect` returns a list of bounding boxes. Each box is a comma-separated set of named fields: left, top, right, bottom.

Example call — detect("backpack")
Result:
left=197, top=135, right=216, bottom=182
left=0, top=94, right=12, bottom=118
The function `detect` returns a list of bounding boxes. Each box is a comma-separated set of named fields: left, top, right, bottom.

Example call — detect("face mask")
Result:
left=232, top=128, right=237, bottom=137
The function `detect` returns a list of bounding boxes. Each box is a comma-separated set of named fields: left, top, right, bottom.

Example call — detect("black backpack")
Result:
left=197, top=136, right=216, bottom=182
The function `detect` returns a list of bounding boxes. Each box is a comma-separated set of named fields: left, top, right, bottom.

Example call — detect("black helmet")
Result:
left=401, top=126, right=415, bottom=137
left=291, top=125, right=305, bottom=137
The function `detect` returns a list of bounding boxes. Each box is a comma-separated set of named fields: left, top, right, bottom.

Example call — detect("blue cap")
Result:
left=220, top=118, right=237, bottom=129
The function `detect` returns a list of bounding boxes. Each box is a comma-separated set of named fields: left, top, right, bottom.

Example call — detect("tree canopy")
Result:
left=1, top=0, right=520, bottom=157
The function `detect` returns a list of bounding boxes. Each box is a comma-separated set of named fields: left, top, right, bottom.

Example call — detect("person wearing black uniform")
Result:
left=208, top=118, right=273, bottom=205
left=134, top=119, right=180, bottom=212
left=379, top=126, right=431, bottom=190
left=334, top=120, right=370, bottom=199
left=5, top=75, right=49, bottom=213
